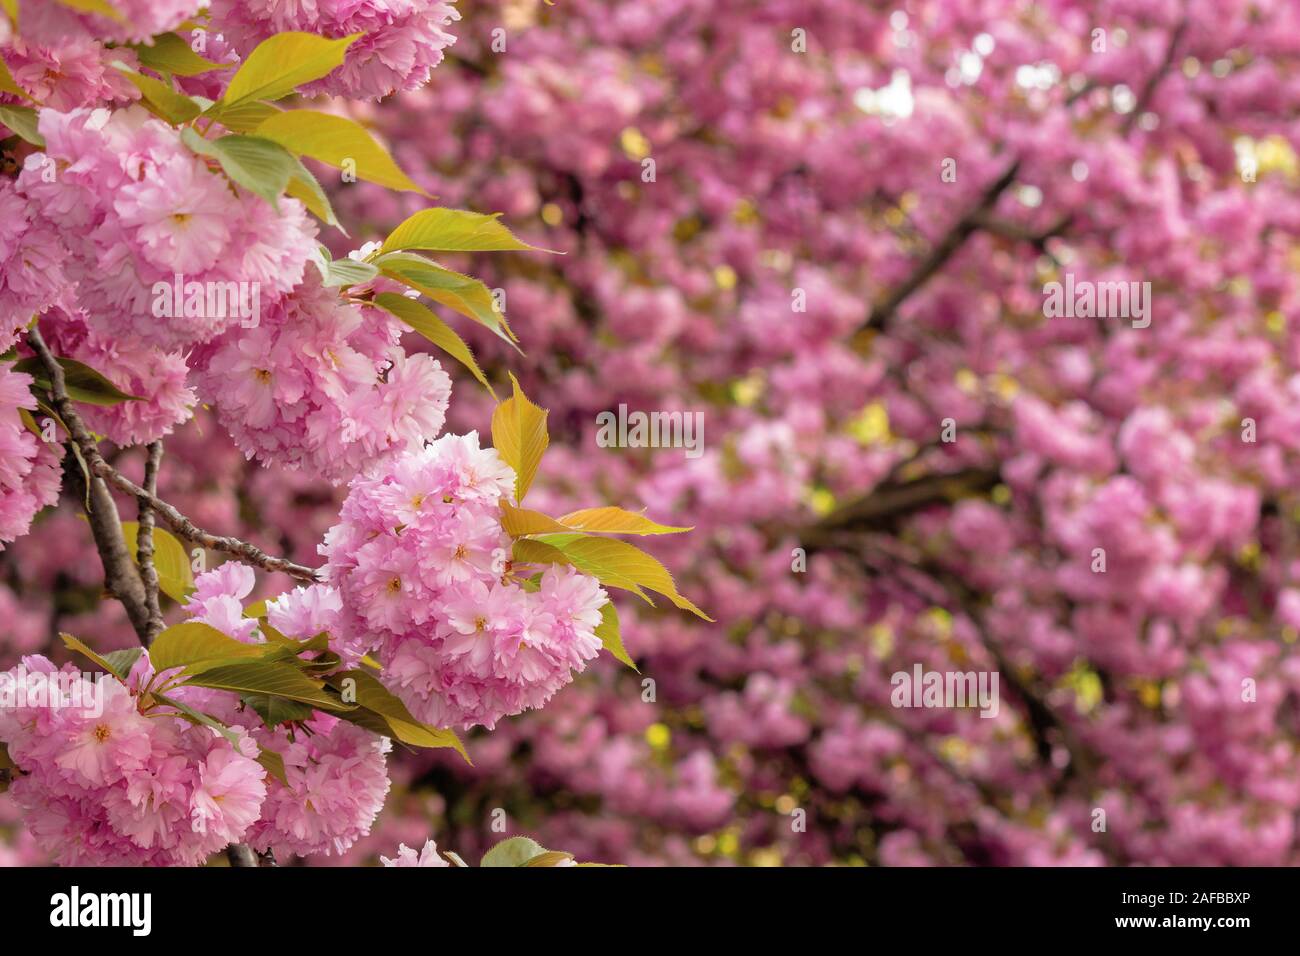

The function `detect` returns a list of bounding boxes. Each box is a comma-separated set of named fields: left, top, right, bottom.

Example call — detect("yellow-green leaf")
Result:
left=208, top=99, right=281, bottom=134
left=0, top=105, right=43, bottom=146
left=531, top=535, right=711, bottom=620
left=380, top=208, right=549, bottom=255
left=375, top=252, right=519, bottom=347
left=183, top=659, right=348, bottom=710
left=254, top=110, right=426, bottom=194
left=491, top=374, right=548, bottom=503
left=16, top=407, right=43, bottom=440
left=181, top=129, right=296, bottom=209
left=60, top=632, right=126, bottom=678
left=120, top=522, right=195, bottom=604
left=218, top=32, right=359, bottom=108
left=500, top=500, right=570, bottom=537
left=14, top=355, right=143, bottom=405
left=558, top=507, right=692, bottom=536
left=594, top=600, right=637, bottom=670
left=131, top=33, right=227, bottom=76
left=54, top=0, right=122, bottom=21
left=0, top=58, right=32, bottom=102
left=285, top=165, right=340, bottom=227
left=512, top=537, right=651, bottom=602
left=255, top=747, right=288, bottom=785
left=373, top=291, right=496, bottom=398
left=117, top=68, right=201, bottom=125
left=481, top=836, right=547, bottom=867
left=326, top=669, right=469, bottom=761
left=148, top=621, right=267, bottom=674
left=151, top=690, right=248, bottom=752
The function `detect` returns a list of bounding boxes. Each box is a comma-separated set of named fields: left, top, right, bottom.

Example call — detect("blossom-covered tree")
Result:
left=0, top=0, right=702, bottom=867
left=3, top=0, right=1300, bottom=869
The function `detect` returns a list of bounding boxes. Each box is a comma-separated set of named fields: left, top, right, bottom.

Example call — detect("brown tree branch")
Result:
left=27, top=327, right=320, bottom=585
left=856, top=159, right=1021, bottom=337
left=1122, top=19, right=1189, bottom=135
left=136, top=441, right=165, bottom=645
left=91, top=463, right=321, bottom=583
left=27, top=327, right=154, bottom=642
left=802, top=466, right=1001, bottom=547
left=28, top=326, right=304, bottom=867
left=225, top=844, right=259, bottom=867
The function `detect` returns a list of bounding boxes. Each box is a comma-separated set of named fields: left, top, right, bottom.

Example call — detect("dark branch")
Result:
left=857, top=159, right=1020, bottom=337
left=27, top=327, right=153, bottom=642
left=136, top=441, right=165, bottom=645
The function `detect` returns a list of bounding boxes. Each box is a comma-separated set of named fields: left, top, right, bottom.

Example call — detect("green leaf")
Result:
left=518, top=536, right=712, bottom=620
left=181, top=129, right=295, bottom=210
left=117, top=69, right=201, bottom=125
left=0, top=57, right=32, bottom=102
left=183, top=659, right=351, bottom=710
left=285, top=159, right=340, bottom=228
left=499, top=500, right=571, bottom=537
left=380, top=208, right=549, bottom=256
left=255, top=747, right=288, bottom=785
left=16, top=407, right=43, bottom=440
left=53, top=0, right=122, bottom=21
left=207, top=99, right=281, bottom=134
left=557, top=507, right=692, bottom=536
left=481, top=836, right=548, bottom=867
left=254, top=110, right=426, bottom=194
left=217, top=32, right=360, bottom=108
left=594, top=600, right=637, bottom=670
left=151, top=690, right=249, bottom=754
left=102, top=647, right=146, bottom=681
left=319, top=256, right=379, bottom=289
left=131, top=33, right=227, bottom=76
left=373, top=291, right=496, bottom=399
left=523, top=851, right=577, bottom=867
left=120, top=522, right=195, bottom=604
left=491, top=374, right=549, bottom=503
left=242, top=693, right=314, bottom=728
left=15, top=355, right=143, bottom=406
left=0, top=105, right=43, bottom=146
left=375, top=252, right=519, bottom=347
left=326, top=669, right=469, bottom=761
left=148, top=621, right=268, bottom=674
left=60, top=633, right=125, bottom=678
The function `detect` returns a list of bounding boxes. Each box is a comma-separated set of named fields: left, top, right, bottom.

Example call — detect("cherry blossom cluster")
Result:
left=0, top=365, right=62, bottom=550
left=176, top=564, right=393, bottom=859
left=302, top=0, right=1300, bottom=866
left=190, top=277, right=452, bottom=482
left=0, top=655, right=267, bottom=866
left=12, top=0, right=197, bottom=45
left=207, top=0, right=461, bottom=100
left=322, top=432, right=609, bottom=730
left=14, top=106, right=316, bottom=351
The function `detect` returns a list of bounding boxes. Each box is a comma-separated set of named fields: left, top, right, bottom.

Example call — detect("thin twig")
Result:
left=857, top=159, right=1021, bottom=336
left=26, top=327, right=321, bottom=585
left=226, top=844, right=259, bottom=867
left=1122, top=19, right=1188, bottom=135
left=91, top=462, right=321, bottom=583
left=27, top=327, right=154, bottom=641
left=137, top=441, right=165, bottom=645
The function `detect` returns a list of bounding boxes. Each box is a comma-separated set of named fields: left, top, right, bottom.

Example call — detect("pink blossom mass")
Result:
left=1, top=0, right=1299, bottom=883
